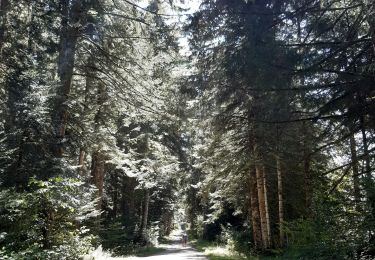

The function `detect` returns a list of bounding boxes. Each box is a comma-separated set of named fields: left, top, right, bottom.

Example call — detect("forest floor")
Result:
left=92, top=230, right=208, bottom=260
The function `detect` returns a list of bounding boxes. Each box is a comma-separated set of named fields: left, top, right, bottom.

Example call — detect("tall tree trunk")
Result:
left=298, top=12, right=313, bottom=217
left=91, top=151, right=105, bottom=210
left=77, top=57, right=93, bottom=175
left=349, top=131, right=361, bottom=209
left=139, top=189, right=150, bottom=239
left=254, top=145, right=270, bottom=249
left=53, top=0, right=89, bottom=157
left=121, top=177, right=136, bottom=226
left=276, top=155, right=284, bottom=247
left=112, top=174, right=118, bottom=219
left=249, top=167, right=262, bottom=249
left=165, top=211, right=173, bottom=235
left=90, top=78, right=107, bottom=209
left=262, top=164, right=271, bottom=247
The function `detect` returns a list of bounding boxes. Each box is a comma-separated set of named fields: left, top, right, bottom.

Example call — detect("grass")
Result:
left=108, top=244, right=166, bottom=257
left=82, top=245, right=166, bottom=259
left=191, top=239, right=252, bottom=260
left=190, top=239, right=292, bottom=260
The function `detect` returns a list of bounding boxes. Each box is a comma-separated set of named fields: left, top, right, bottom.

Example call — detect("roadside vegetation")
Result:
left=1, top=0, right=375, bottom=259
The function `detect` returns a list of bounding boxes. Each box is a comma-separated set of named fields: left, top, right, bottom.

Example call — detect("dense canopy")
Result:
left=0, top=0, right=374, bottom=259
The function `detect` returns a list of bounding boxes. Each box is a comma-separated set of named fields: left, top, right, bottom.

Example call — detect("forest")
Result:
left=0, top=0, right=374, bottom=259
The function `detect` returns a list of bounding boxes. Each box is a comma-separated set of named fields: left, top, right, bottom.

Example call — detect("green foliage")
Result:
left=192, top=238, right=254, bottom=260
left=99, top=220, right=137, bottom=255
left=1, top=0, right=375, bottom=259
left=0, top=177, right=98, bottom=259
left=99, top=220, right=167, bottom=257
left=205, top=254, right=249, bottom=260
left=220, top=227, right=255, bottom=257
left=282, top=196, right=365, bottom=260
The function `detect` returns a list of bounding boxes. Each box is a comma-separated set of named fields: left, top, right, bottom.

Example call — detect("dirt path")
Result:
left=112, top=231, right=208, bottom=260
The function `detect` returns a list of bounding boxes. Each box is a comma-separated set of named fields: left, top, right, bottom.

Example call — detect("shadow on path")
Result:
left=113, top=230, right=208, bottom=260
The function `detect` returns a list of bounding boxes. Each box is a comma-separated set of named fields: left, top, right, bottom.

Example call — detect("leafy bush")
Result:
left=279, top=189, right=375, bottom=260
left=283, top=216, right=356, bottom=259
left=218, top=225, right=254, bottom=257
left=0, top=177, right=99, bottom=259
left=100, top=220, right=136, bottom=255
left=230, top=228, right=254, bottom=256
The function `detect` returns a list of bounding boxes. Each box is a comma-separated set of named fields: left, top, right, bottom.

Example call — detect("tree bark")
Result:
left=139, top=189, right=150, bottom=239
left=254, top=145, right=270, bottom=249
left=91, top=151, right=105, bottom=210
left=90, top=75, right=107, bottom=209
left=112, top=172, right=118, bottom=219
left=53, top=0, right=89, bottom=157
left=165, top=211, right=173, bottom=235
left=276, top=155, right=284, bottom=247
left=249, top=167, right=262, bottom=249
left=121, top=177, right=136, bottom=226
left=77, top=56, right=93, bottom=175
left=262, top=164, right=271, bottom=247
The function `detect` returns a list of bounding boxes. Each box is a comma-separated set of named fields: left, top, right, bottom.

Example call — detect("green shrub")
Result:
left=0, top=177, right=99, bottom=259
left=218, top=225, right=254, bottom=257
left=99, top=220, right=136, bottom=255
left=282, top=218, right=355, bottom=259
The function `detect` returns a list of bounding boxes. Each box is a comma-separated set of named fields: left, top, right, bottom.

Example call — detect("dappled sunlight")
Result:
left=1, top=0, right=374, bottom=259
